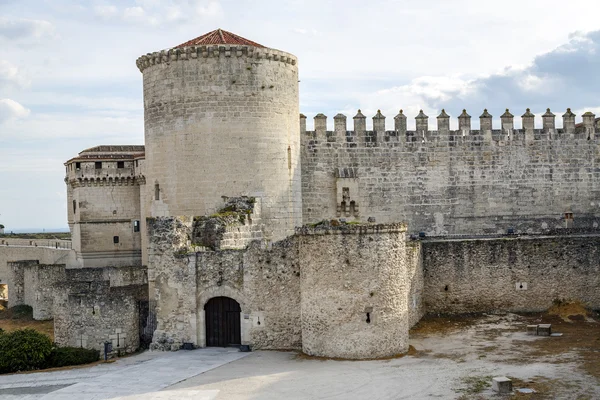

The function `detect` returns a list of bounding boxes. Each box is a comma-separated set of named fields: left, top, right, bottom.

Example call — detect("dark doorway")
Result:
left=205, top=297, right=241, bottom=347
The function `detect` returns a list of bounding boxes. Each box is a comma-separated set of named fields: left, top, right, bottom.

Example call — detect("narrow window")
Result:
left=72, top=200, right=77, bottom=214
left=75, top=162, right=81, bottom=170
left=113, top=236, right=119, bottom=244
left=95, top=162, right=102, bottom=169
left=135, top=160, right=138, bottom=167
left=117, top=161, right=125, bottom=169
left=133, top=220, right=140, bottom=232
left=155, top=183, right=160, bottom=200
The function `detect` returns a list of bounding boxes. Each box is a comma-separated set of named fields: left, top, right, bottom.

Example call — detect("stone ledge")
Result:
left=136, top=45, right=297, bottom=72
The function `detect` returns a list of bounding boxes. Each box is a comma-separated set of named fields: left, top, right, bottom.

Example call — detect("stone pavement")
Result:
left=0, top=348, right=248, bottom=400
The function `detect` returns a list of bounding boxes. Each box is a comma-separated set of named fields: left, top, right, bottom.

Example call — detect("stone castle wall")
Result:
left=53, top=267, right=147, bottom=357
left=23, top=263, right=66, bottom=320
left=302, top=129, right=600, bottom=236
left=140, top=44, right=302, bottom=243
left=0, top=246, right=75, bottom=296
left=148, top=217, right=421, bottom=358
left=422, top=235, right=600, bottom=313
left=298, top=224, right=411, bottom=359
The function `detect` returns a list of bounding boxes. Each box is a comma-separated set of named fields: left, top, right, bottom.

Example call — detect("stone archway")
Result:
left=197, top=286, right=247, bottom=348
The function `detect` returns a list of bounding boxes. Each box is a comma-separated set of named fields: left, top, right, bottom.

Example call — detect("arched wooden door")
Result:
left=204, top=297, right=241, bottom=347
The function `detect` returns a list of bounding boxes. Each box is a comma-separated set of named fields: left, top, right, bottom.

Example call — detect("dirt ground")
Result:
left=0, top=302, right=54, bottom=341
left=410, top=301, right=600, bottom=399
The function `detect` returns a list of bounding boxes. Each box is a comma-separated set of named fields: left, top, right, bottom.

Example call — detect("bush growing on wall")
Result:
left=0, top=328, right=53, bottom=373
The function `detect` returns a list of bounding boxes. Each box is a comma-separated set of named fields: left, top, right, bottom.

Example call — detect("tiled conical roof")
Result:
left=175, top=28, right=265, bottom=48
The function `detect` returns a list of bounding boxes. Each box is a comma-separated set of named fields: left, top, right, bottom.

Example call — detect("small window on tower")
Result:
left=117, top=161, right=125, bottom=169
left=73, top=200, right=77, bottom=214
left=155, top=184, right=160, bottom=200
left=113, top=236, right=119, bottom=244
left=75, top=162, right=81, bottom=170
left=133, top=220, right=140, bottom=232
left=95, top=162, right=102, bottom=169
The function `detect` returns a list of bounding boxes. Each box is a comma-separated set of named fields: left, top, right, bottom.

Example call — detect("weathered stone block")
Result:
left=492, top=376, right=512, bottom=394
left=537, top=324, right=552, bottom=336
left=526, top=325, right=538, bottom=335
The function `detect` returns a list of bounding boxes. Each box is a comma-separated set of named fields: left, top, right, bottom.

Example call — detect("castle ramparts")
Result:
left=301, top=108, right=598, bottom=144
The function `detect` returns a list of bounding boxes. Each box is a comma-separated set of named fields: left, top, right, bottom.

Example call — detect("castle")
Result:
left=1, top=29, right=600, bottom=359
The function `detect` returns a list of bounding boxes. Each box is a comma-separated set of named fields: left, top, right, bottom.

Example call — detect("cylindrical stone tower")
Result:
left=298, top=224, right=410, bottom=359
left=136, top=29, right=301, bottom=242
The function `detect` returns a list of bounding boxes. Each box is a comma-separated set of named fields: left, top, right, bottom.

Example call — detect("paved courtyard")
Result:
left=0, top=312, right=598, bottom=399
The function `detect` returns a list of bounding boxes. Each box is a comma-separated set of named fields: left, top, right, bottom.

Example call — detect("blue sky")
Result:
left=2, top=0, right=600, bottom=230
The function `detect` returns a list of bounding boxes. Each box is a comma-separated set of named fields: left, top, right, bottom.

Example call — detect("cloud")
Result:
left=0, top=110, right=142, bottom=141
left=0, top=99, right=30, bottom=123
left=293, top=28, right=320, bottom=36
left=93, top=5, right=118, bottom=19
left=124, top=6, right=146, bottom=21
left=320, top=29, right=600, bottom=129
left=0, top=60, right=30, bottom=88
left=0, top=17, right=55, bottom=41
left=93, top=1, right=222, bottom=25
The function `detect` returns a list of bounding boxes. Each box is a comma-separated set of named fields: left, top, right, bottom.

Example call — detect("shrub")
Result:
left=0, top=329, right=53, bottom=373
left=45, top=347, right=100, bottom=368
left=10, top=305, right=33, bottom=320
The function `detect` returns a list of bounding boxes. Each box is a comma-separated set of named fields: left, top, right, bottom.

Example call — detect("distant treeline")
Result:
left=0, top=233, right=71, bottom=240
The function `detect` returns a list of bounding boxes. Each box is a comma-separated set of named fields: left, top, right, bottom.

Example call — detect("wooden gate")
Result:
left=205, top=297, right=241, bottom=347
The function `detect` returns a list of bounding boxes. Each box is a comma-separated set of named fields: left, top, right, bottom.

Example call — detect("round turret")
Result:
left=137, top=29, right=301, bottom=241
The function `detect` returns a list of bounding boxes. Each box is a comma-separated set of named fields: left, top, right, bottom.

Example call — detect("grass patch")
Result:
left=455, top=375, right=492, bottom=398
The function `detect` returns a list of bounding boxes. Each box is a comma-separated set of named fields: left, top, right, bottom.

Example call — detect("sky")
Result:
left=2, top=0, right=600, bottom=231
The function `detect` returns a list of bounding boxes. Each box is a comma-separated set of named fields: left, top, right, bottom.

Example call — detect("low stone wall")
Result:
left=0, top=246, right=75, bottom=289
left=23, top=264, right=66, bottom=320
left=422, top=235, right=600, bottom=313
left=406, top=240, right=425, bottom=327
left=53, top=268, right=147, bottom=357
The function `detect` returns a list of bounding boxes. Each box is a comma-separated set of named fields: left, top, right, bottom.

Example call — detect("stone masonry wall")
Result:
left=298, top=224, right=410, bottom=359
left=149, top=216, right=301, bottom=350
left=6, top=260, right=31, bottom=307
left=422, top=235, right=600, bottom=313
left=53, top=268, right=147, bottom=357
left=147, top=217, right=197, bottom=349
left=23, top=264, right=66, bottom=320
left=242, top=238, right=301, bottom=349
left=406, top=240, right=425, bottom=327
left=0, top=246, right=74, bottom=289
left=302, top=134, right=600, bottom=236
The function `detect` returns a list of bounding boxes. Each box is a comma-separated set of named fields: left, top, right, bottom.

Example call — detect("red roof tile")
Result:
left=175, top=29, right=265, bottom=49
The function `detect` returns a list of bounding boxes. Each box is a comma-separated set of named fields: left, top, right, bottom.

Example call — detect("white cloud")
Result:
left=293, top=28, right=320, bottom=36
left=93, top=5, right=118, bottom=19
left=0, top=112, right=142, bottom=141
left=0, top=99, right=30, bottom=123
left=0, top=60, right=30, bottom=88
left=0, top=17, right=55, bottom=41
left=124, top=6, right=146, bottom=20
left=195, top=1, right=222, bottom=17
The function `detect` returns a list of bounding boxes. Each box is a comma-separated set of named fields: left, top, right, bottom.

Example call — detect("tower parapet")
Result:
left=302, top=108, right=597, bottom=145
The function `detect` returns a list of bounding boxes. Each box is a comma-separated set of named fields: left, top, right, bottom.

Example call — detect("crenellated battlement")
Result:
left=301, top=108, right=599, bottom=146
left=136, top=45, right=297, bottom=72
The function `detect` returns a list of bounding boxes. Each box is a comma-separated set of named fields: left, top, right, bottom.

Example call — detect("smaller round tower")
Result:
left=137, top=29, right=302, bottom=243
left=299, top=224, right=410, bottom=359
